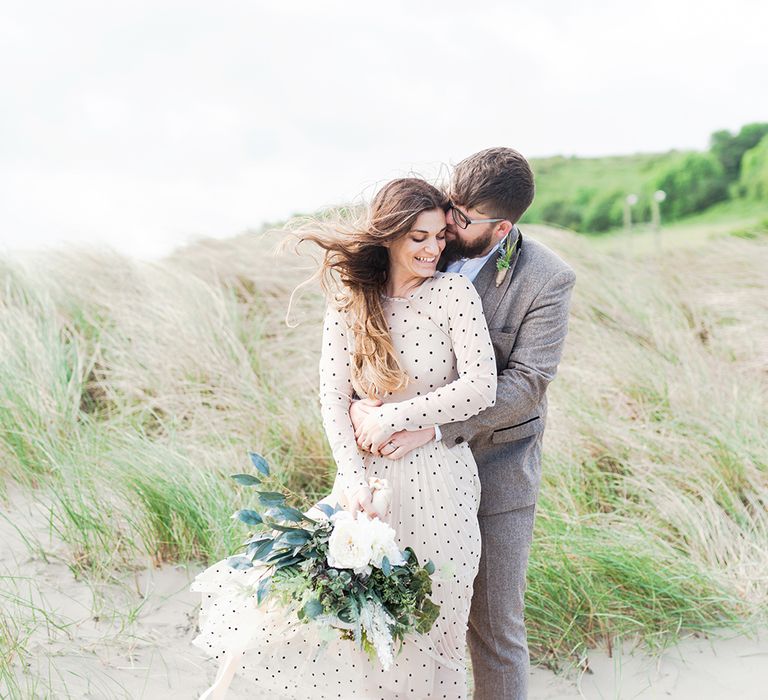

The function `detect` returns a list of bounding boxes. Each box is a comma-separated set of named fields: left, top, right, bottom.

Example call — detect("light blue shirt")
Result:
left=444, top=239, right=503, bottom=282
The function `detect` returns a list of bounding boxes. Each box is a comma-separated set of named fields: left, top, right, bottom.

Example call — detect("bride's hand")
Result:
left=349, top=397, right=383, bottom=433
left=354, top=410, right=392, bottom=454
left=344, top=485, right=377, bottom=517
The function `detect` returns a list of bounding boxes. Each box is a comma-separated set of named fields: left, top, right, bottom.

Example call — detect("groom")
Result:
left=350, top=147, right=576, bottom=699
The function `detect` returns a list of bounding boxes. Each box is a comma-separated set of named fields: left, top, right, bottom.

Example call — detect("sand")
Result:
left=2, top=486, right=766, bottom=699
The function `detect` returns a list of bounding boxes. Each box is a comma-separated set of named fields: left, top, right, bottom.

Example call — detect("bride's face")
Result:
left=386, top=208, right=446, bottom=280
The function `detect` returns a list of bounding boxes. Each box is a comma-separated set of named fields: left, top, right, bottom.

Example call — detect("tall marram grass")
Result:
left=1, top=226, right=766, bottom=673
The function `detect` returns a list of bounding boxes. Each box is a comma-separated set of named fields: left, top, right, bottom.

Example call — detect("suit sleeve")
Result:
left=374, top=276, right=497, bottom=433
left=318, top=305, right=369, bottom=498
left=438, top=267, right=576, bottom=445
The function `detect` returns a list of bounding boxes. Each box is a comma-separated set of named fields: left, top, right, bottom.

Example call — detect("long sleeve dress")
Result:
left=190, top=272, right=497, bottom=699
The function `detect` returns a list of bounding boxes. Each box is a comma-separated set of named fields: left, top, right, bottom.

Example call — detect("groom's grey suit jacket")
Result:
left=439, top=230, right=576, bottom=516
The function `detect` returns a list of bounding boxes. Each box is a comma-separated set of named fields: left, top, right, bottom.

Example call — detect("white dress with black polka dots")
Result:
left=191, top=272, right=497, bottom=699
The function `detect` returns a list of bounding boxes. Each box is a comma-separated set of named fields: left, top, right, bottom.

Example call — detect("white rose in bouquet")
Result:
left=327, top=510, right=405, bottom=574
left=327, top=513, right=375, bottom=574
left=362, top=516, right=406, bottom=568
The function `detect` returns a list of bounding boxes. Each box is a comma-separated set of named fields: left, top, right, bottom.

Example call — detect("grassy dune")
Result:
left=1, top=221, right=766, bottom=691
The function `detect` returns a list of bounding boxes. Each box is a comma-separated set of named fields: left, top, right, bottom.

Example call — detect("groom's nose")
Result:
left=445, top=210, right=459, bottom=235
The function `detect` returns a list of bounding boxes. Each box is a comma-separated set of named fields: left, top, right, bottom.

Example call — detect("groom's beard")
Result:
left=441, top=226, right=495, bottom=265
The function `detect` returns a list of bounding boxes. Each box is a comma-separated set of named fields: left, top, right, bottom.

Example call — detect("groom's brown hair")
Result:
left=450, top=147, right=535, bottom=224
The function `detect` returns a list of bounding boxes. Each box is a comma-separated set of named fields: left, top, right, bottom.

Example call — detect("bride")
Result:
left=191, top=177, right=497, bottom=699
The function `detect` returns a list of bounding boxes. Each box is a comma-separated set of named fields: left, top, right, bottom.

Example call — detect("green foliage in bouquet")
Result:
left=226, top=451, right=441, bottom=668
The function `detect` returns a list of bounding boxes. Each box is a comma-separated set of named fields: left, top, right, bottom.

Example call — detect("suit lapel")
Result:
left=472, top=228, right=523, bottom=324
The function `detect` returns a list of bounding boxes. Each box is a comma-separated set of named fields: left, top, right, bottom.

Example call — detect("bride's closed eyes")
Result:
left=411, top=234, right=446, bottom=243
left=410, top=226, right=447, bottom=243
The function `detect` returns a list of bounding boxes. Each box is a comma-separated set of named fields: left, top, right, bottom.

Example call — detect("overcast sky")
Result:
left=2, top=0, right=766, bottom=259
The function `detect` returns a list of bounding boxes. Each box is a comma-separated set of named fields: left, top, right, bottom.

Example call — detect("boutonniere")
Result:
left=495, top=234, right=515, bottom=286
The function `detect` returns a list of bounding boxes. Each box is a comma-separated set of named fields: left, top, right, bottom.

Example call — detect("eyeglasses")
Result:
left=449, top=204, right=506, bottom=230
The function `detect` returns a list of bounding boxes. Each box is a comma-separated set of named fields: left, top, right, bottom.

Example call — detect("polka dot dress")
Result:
left=191, top=273, right=497, bottom=699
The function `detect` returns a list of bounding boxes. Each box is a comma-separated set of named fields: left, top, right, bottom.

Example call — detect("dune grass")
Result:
left=0, top=220, right=766, bottom=688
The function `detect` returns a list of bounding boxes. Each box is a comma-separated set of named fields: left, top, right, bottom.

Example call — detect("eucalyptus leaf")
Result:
left=264, top=546, right=297, bottom=562
left=313, top=503, right=336, bottom=518
left=280, top=530, right=311, bottom=547
left=275, top=505, right=305, bottom=522
left=251, top=538, right=274, bottom=560
left=276, top=556, right=303, bottom=569
left=233, top=509, right=263, bottom=526
left=245, top=534, right=272, bottom=546
left=256, top=576, right=271, bottom=605
left=424, top=560, right=435, bottom=575
left=231, top=473, right=261, bottom=487
left=258, top=491, right=286, bottom=507
left=381, top=556, right=391, bottom=576
left=248, top=452, right=271, bottom=477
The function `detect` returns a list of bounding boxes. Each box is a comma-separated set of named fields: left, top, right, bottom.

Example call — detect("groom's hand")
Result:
left=377, top=427, right=435, bottom=460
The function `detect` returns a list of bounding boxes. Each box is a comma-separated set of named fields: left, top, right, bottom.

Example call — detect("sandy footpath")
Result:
left=2, top=487, right=766, bottom=699
left=527, top=630, right=768, bottom=699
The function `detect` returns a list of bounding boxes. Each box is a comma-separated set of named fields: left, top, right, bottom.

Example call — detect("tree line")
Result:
left=525, top=122, right=768, bottom=233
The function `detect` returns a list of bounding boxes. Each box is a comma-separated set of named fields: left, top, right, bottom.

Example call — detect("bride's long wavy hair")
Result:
left=284, top=178, right=449, bottom=400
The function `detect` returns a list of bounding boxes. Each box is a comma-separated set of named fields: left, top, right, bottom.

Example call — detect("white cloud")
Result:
left=1, top=0, right=766, bottom=258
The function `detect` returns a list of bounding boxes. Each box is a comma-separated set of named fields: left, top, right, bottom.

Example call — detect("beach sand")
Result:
left=2, top=487, right=766, bottom=699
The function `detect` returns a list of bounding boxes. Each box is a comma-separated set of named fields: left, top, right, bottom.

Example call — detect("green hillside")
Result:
left=523, top=151, right=686, bottom=229
left=523, top=122, right=768, bottom=234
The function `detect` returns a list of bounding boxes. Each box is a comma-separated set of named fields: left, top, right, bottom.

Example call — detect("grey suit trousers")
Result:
left=468, top=505, right=537, bottom=700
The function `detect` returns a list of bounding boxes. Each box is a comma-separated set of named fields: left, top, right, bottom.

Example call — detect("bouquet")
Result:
left=226, top=452, right=441, bottom=669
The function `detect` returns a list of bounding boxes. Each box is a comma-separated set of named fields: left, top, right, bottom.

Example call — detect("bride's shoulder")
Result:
left=427, top=271, right=471, bottom=288
left=412, top=273, right=479, bottom=314
left=427, top=271, right=477, bottom=297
